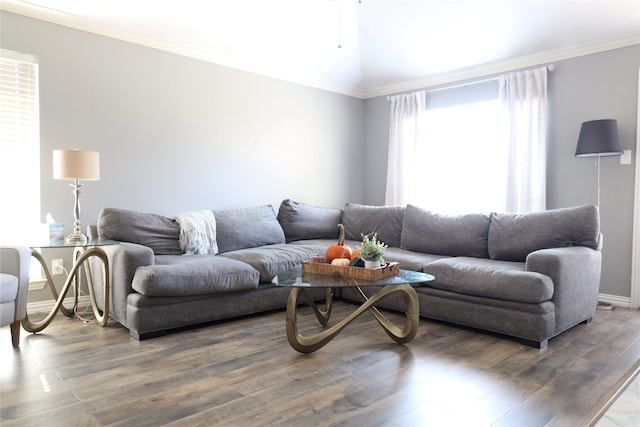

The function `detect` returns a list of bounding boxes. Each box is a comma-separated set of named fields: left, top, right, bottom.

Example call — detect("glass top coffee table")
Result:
left=273, top=264, right=434, bottom=353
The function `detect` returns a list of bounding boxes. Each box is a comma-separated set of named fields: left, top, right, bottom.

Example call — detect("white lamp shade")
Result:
left=53, top=149, right=100, bottom=180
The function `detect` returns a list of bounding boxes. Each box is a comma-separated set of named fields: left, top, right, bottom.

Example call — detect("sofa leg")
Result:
left=583, top=317, right=593, bottom=324
left=10, top=320, right=20, bottom=347
left=132, top=330, right=167, bottom=341
left=520, top=338, right=548, bottom=349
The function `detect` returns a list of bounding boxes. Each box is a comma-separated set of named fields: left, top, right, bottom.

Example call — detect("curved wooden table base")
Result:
left=23, top=247, right=110, bottom=333
left=286, top=284, right=419, bottom=353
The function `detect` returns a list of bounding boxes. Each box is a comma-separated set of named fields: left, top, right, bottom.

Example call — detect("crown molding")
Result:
left=364, top=34, right=640, bottom=99
left=2, top=1, right=637, bottom=100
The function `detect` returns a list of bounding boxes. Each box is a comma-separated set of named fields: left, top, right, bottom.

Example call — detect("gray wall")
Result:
left=364, top=45, right=640, bottom=299
left=1, top=11, right=365, bottom=224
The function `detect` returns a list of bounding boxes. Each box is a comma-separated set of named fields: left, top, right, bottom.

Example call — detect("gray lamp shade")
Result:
left=575, top=119, right=623, bottom=157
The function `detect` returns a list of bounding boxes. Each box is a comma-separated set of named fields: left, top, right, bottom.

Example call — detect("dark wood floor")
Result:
left=1, top=302, right=639, bottom=426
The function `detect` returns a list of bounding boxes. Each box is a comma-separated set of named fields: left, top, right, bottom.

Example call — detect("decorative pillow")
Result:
left=214, top=205, right=286, bottom=253
left=341, top=203, right=405, bottom=248
left=488, top=205, right=601, bottom=262
left=97, top=208, right=183, bottom=255
left=400, top=204, right=490, bottom=257
left=277, top=199, right=343, bottom=242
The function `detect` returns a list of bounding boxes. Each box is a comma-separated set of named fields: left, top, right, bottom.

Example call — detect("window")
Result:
left=0, top=49, right=40, bottom=245
left=386, top=67, right=547, bottom=214
left=411, top=98, right=507, bottom=214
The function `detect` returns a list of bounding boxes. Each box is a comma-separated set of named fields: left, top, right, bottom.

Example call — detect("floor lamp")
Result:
left=53, top=149, right=100, bottom=244
left=575, top=119, right=623, bottom=206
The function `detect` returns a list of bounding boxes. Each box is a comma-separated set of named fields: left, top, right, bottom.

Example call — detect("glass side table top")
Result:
left=29, top=238, right=119, bottom=249
left=273, top=264, right=434, bottom=288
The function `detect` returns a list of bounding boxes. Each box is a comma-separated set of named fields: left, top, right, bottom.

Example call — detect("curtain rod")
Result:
left=387, top=64, right=554, bottom=100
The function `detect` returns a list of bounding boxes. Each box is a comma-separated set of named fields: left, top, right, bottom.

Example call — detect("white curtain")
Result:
left=385, top=67, right=547, bottom=212
left=385, top=91, right=425, bottom=205
left=499, top=67, right=548, bottom=212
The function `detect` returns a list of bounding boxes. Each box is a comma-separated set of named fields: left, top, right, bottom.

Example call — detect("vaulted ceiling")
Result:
left=3, top=0, right=640, bottom=98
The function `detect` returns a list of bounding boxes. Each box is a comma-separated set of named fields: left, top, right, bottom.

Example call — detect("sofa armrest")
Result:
left=526, top=246, right=601, bottom=334
left=88, top=242, right=154, bottom=325
left=0, top=246, right=32, bottom=321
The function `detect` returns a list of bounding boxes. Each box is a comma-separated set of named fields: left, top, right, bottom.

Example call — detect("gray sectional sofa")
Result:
left=88, top=200, right=602, bottom=348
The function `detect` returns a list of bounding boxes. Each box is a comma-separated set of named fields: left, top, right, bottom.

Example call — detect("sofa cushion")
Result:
left=132, top=255, right=260, bottom=297
left=97, top=208, right=183, bottom=255
left=0, top=273, right=18, bottom=304
left=383, top=247, right=450, bottom=273
left=400, top=204, right=490, bottom=258
left=214, top=205, right=286, bottom=253
left=219, top=243, right=327, bottom=282
left=342, top=203, right=404, bottom=248
left=423, top=257, right=553, bottom=304
left=488, top=205, right=600, bottom=262
left=277, top=199, right=343, bottom=242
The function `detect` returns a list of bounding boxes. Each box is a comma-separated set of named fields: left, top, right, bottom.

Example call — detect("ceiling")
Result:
left=2, top=0, right=640, bottom=98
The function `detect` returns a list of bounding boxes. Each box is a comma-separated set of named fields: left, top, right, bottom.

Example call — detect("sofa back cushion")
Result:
left=488, top=205, right=601, bottom=262
left=214, top=205, right=286, bottom=253
left=277, top=199, right=343, bottom=242
left=97, top=208, right=183, bottom=255
left=341, top=203, right=405, bottom=248
left=400, top=204, right=490, bottom=257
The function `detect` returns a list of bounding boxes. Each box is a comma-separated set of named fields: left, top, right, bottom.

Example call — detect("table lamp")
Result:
left=53, top=149, right=100, bottom=244
left=575, top=119, right=623, bottom=206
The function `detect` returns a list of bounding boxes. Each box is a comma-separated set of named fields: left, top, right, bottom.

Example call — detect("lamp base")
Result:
left=66, top=231, right=88, bottom=245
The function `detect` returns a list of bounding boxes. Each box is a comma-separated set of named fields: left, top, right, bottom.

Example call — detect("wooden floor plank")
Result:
left=1, top=303, right=639, bottom=426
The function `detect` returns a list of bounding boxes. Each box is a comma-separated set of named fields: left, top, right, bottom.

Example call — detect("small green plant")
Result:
left=356, top=232, right=387, bottom=264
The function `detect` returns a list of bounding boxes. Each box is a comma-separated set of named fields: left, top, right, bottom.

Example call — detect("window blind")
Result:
left=0, top=50, right=39, bottom=145
left=0, top=49, right=40, bottom=246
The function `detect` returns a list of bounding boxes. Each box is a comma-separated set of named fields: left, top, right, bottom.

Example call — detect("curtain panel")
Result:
left=384, top=91, right=425, bottom=206
left=499, top=66, right=548, bottom=212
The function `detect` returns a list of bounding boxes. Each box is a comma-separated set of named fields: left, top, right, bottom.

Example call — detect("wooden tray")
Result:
left=301, top=260, right=400, bottom=280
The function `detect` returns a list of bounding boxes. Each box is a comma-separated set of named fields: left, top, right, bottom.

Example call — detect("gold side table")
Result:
left=23, top=239, right=118, bottom=333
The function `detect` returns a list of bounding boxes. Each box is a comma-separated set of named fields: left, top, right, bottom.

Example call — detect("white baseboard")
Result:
left=598, top=293, right=632, bottom=308
left=27, top=295, right=92, bottom=314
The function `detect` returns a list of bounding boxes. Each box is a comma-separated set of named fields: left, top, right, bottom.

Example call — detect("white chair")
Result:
left=0, top=246, right=31, bottom=347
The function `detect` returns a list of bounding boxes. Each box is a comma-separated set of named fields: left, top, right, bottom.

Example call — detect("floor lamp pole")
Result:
left=596, top=155, right=601, bottom=208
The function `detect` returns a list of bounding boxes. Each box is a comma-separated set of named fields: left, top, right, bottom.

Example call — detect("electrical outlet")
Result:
left=620, top=150, right=632, bottom=165
left=52, top=259, right=64, bottom=275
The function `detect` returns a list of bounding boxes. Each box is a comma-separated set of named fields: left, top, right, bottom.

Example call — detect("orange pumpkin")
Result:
left=325, top=224, right=352, bottom=263
left=350, top=249, right=360, bottom=260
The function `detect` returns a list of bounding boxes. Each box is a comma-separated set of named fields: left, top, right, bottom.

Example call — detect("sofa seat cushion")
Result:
left=287, top=238, right=360, bottom=252
left=383, top=247, right=450, bottom=272
left=219, top=243, right=327, bottom=282
left=423, top=257, right=553, bottom=303
left=0, top=273, right=18, bottom=303
left=287, top=241, right=450, bottom=274
left=132, top=255, right=260, bottom=297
